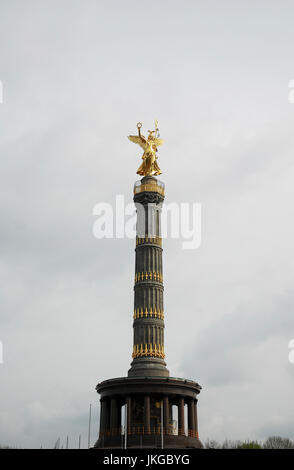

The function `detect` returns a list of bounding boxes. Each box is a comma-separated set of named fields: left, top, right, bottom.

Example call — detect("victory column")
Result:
left=94, top=122, right=202, bottom=448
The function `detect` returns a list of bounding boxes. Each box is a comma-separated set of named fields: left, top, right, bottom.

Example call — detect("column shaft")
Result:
left=100, top=399, right=107, bottom=434
left=144, top=396, right=151, bottom=434
left=163, top=396, right=169, bottom=434
left=117, top=401, right=121, bottom=434
left=188, top=399, right=194, bottom=436
left=104, top=399, right=110, bottom=433
left=178, top=397, right=185, bottom=436
left=110, top=398, right=118, bottom=435
left=126, top=397, right=132, bottom=434
left=194, top=399, right=198, bottom=438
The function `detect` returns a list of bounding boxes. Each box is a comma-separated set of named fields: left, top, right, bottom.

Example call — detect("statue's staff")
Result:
left=155, top=119, right=160, bottom=138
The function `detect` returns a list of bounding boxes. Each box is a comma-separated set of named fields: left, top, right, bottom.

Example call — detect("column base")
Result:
left=94, top=433, right=203, bottom=449
left=95, top=376, right=202, bottom=449
left=128, top=357, right=169, bottom=377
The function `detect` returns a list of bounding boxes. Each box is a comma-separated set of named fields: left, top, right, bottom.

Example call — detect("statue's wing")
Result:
left=128, top=135, right=146, bottom=150
left=153, top=138, right=164, bottom=147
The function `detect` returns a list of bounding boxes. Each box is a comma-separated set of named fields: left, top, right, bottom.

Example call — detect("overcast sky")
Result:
left=1, top=0, right=294, bottom=448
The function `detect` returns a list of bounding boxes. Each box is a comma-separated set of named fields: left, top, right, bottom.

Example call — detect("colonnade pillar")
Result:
left=163, top=396, right=169, bottom=434
left=126, top=397, right=132, bottom=434
left=110, top=398, right=119, bottom=435
left=100, top=399, right=109, bottom=434
left=194, top=399, right=198, bottom=438
left=144, top=395, right=151, bottom=434
left=188, top=398, right=195, bottom=436
left=178, top=397, right=185, bottom=436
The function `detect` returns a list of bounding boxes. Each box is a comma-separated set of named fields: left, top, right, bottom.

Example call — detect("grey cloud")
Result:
left=1, top=0, right=294, bottom=448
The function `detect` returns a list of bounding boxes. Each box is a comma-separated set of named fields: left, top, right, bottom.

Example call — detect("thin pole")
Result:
left=98, top=403, right=100, bottom=442
left=88, top=404, right=92, bottom=449
left=78, top=434, right=81, bottom=449
left=124, top=403, right=127, bottom=449
left=66, top=436, right=69, bottom=449
left=161, top=400, right=163, bottom=449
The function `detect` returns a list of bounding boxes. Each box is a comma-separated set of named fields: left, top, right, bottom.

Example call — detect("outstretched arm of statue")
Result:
left=128, top=134, right=147, bottom=149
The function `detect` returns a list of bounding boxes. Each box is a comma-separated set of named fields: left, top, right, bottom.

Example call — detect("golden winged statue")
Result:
left=128, top=121, right=164, bottom=176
